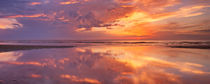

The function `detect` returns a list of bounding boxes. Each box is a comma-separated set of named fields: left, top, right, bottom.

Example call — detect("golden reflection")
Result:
left=31, top=74, right=41, bottom=78
left=0, top=52, right=22, bottom=62
left=58, top=58, right=70, bottom=64
left=76, top=46, right=210, bottom=84
left=0, top=46, right=209, bottom=84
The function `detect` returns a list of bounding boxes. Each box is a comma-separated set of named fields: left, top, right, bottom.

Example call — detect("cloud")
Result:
left=0, top=18, right=23, bottom=29
left=0, top=14, right=46, bottom=18
left=78, top=4, right=210, bottom=39
left=177, top=5, right=210, bottom=17
left=29, top=2, right=42, bottom=6
left=59, top=0, right=80, bottom=5
left=0, top=0, right=210, bottom=39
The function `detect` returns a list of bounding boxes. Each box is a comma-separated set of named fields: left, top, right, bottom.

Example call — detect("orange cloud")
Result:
left=0, top=14, right=47, bottom=29
left=4, top=14, right=46, bottom=18
left=59, top=0, right=90, bottom=5
left=77, top=4, right=210, bottom=39
left=61, top=74, right=101, bottom=84
left=29, top=2, right=41, bottom=6
left=6, top=61, right=43, bottom=66
left=60, top=1, right=78, bottom=5
left=116, top=0, right=180, bottom=12
left=0, top=18, right=23, bottom=29
left=177, top=5, right=210, bottom=17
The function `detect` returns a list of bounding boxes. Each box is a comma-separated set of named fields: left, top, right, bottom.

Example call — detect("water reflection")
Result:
left=0, top=46, right=210, bottom=84
left=0, top=52, right=22, bottom=62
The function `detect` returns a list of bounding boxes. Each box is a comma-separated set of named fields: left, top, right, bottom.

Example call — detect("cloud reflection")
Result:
left=0, top=52, right=22, bottom=62
left=0, top=46, right=210, bottom=84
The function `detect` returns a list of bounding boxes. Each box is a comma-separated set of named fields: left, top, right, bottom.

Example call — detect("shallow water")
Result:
left=0, top=44, right=210, bottom=84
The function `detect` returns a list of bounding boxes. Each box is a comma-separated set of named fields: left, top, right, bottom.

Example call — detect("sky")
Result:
left=0, top=0, right=210, bottom=40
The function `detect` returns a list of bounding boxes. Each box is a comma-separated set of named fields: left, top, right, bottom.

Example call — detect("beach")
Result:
left=0, top=45, right=74, bottom=52
left=0, top=40, right=210, bottom=84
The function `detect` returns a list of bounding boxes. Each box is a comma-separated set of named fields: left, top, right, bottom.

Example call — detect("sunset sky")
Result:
left=0, top=0, right=210, bottom=40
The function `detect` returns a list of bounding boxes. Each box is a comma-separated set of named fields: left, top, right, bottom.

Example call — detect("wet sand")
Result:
left=0, top=45, right=75, bottom=52
left=0, top=45, right=210, bottom=84
left=1, top=44, right=210, bottom=53
left=169, top=45, right=210, bottom=49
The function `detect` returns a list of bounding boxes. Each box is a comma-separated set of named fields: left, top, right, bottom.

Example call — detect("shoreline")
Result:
left=0, top=45, right=75, bottom=52
left=0, top=44, right=210, bottom=53
left=168, top=45, right=210, bottom=49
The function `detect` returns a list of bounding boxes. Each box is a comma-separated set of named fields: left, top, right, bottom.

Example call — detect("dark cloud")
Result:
left=0, top=0, right=44, bottom=15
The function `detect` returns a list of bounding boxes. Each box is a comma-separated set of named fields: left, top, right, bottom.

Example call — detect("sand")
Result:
left=169, top=45, right=210, bottom=49
left=0, top=45, right=75, bottom=52
left=1, top=44, right=210, bottom=53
